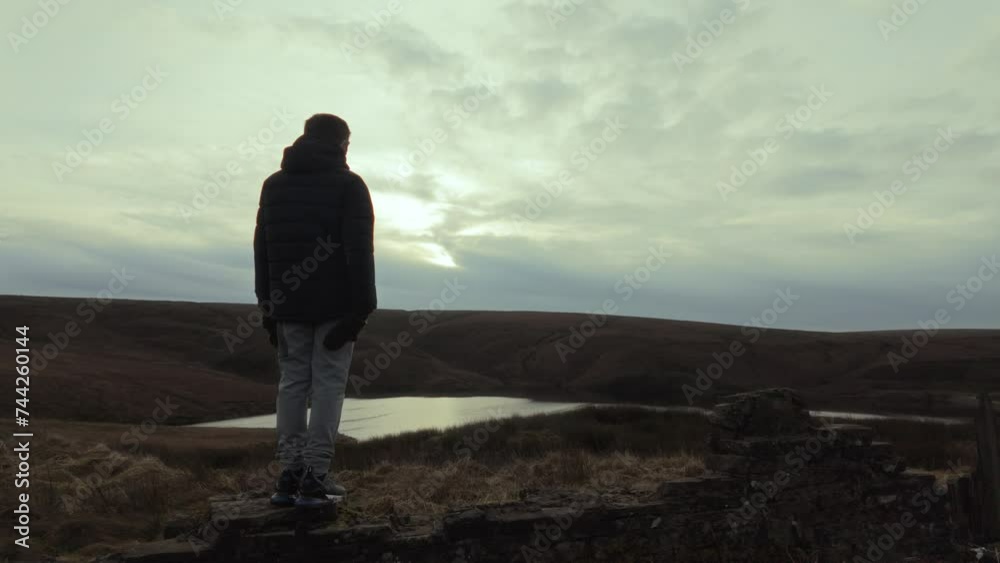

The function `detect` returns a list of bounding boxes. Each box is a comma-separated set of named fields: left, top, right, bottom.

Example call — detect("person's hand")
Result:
left=262, top=315, right=278, bottom=348
left=323, top=315, right=367, bottom=350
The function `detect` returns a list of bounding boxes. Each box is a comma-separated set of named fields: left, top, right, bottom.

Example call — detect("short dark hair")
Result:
left=304, top=113, right=350, bottom=149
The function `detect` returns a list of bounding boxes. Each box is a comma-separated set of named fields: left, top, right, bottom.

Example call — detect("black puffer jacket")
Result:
left=254, top=135, right=376, bottom=322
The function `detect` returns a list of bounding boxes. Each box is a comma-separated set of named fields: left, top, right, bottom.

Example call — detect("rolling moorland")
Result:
left=0, top=404, right=978, bottom=561
left=1, top=294, right=999, bottom=424
left=0, top=294, right=995, bottom=560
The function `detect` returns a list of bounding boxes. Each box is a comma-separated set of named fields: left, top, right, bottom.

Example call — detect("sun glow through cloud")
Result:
left=0, top=0, right=998, bottom=330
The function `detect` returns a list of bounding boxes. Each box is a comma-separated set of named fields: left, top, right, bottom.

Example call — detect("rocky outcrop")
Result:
left=98, top=388, right=966, bottom=562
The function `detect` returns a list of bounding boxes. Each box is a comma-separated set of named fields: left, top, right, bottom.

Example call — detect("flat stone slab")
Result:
left=208, top=494, right=339, bottom=532
left=104, top=538, right=209, bottom=563
left=711, top=388, right=813, bottom=437
left=173, top=494, right=340, bottom=557
left=96, top=472, right=957, bottom=563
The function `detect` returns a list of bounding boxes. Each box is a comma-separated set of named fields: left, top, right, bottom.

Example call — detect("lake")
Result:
left=190, top=396, right=969, bottom=441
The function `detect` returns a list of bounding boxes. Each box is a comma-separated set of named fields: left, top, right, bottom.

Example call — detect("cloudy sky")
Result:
left=1, top=0, right=998, bottom=331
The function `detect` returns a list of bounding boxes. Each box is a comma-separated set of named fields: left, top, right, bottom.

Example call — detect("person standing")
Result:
left=253, top=113, right=376, bottom=507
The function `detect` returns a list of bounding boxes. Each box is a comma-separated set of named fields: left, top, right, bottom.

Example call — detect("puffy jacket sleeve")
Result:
left=253, top=187, right=270, bottom=303
left=342, top=175, right=377, bottom=317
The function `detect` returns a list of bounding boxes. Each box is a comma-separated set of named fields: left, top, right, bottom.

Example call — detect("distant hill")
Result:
left=2, top=295, right=998, bottom=424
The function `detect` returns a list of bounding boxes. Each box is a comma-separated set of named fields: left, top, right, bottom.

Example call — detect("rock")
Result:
left=442, top=508, right=487, bottom=540
left=710, top=388, right=813, bottom=439
left=120, top=539, right=209, bottom=563
left=823, top=423, right=874, bottom=447
left=163, top=511, right=202, bottom=540
left=714, top=433, right=837, bottom=459
left=704, top=453, right=756, bottom=474
left=208, top=494, right=338, bottom=534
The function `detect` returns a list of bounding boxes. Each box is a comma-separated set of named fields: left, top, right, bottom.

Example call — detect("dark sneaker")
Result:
left=269, top=467, right=303, bottom=507
left=295, top=467, right=346, bottom=508
left=325, top=479, right=347, bottom=498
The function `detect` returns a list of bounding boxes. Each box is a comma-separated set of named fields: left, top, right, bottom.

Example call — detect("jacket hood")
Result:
left=280, top=135, right=349, bottom=173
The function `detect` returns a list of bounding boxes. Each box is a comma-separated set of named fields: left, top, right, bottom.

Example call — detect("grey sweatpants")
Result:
left=275, top=320, right=353, bottom=476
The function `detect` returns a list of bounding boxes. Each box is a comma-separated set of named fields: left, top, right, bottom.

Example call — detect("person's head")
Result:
left=303, top=113, right=350, bottom=153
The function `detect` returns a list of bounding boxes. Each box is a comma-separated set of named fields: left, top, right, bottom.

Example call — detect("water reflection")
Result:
left=191, top=396, right=968, bottom=441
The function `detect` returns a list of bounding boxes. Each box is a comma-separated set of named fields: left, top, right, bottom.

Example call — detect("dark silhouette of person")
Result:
left=253, top=113, right=376, bottom=507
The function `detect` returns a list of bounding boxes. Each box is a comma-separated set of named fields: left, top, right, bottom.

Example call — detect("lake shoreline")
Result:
left=172, top=388, right=986, bottom=427
left=189, top=395, right=971, bottom=442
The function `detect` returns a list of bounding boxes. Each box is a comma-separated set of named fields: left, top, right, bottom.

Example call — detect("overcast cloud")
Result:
left=1, top=0, right=998, bottom=331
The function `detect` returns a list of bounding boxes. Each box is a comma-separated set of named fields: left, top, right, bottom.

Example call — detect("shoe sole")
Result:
left=269, top=493, right=296, bottom=507
left=294, top=496, right=333, bottom=508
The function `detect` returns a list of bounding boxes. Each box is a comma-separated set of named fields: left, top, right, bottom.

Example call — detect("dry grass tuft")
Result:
left=0, top=406, right=976, bottom=562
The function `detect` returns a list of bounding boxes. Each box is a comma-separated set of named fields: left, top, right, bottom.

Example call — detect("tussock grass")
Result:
left=861, top=418, right=976, bottom=473
left=0, top=406, right=975, bottom=561
left=335, top=450, right=704, bottom=522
